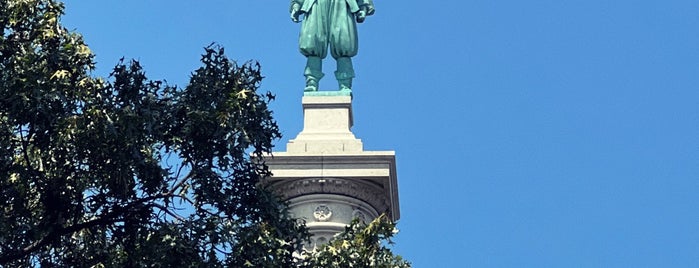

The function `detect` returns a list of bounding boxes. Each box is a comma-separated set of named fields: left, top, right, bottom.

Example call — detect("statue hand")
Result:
left=356, top=10, right=367, bottom=23
left=290, top=4, right=302, bottom=22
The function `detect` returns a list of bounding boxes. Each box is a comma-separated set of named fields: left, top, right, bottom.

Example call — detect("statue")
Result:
left=290, top=0, right=375, bottom=93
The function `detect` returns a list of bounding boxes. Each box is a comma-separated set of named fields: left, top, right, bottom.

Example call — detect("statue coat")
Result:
left=291, top=0, right=374, bottom=59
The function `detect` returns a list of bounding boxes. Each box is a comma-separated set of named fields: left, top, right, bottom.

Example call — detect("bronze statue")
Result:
left=290, top=0, right=375, bottom=92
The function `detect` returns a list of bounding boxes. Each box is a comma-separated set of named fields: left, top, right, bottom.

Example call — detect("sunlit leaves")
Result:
left=49, top=69, right=69, bottom=80
left=300, top=215, right=411, bottom=268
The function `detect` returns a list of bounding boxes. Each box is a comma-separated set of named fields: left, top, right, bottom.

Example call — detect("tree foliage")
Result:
left=301, top=215, right=411, bottom=268
left=0, top=1, right=306, bottom=266
left=0, top=0, right=409, bottom=267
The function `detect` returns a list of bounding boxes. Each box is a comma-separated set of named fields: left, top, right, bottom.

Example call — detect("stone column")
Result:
left=264, top=96, right=399, bottom=247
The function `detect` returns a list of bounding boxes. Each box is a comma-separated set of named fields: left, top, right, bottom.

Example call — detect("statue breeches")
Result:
left=299, top=0, right=359, bottom=59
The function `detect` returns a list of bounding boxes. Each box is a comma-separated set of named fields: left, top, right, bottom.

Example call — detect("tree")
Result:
left=1, top=1, right=305, bottom=266
left=1, top=0, right=409, bottom=267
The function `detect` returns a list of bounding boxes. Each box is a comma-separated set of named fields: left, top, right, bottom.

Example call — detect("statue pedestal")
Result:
left=264, top=95, right=400, bottom=248
left=286, top=96, right=363, bottom=153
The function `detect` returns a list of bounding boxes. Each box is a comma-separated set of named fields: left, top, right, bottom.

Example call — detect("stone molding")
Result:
left=264, top=151, right=400, bottom=221
left=273, top=177, right=390, bottom=217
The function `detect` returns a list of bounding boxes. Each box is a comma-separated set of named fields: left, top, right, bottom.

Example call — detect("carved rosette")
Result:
left=313, top=205, right=333, bottom=221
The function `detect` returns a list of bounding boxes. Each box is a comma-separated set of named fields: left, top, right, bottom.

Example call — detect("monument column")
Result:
left=275, top=0, right=395, bottom=248
left=264, top=95, right=399, bottom=248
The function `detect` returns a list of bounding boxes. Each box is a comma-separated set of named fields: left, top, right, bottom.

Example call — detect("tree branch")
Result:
left=168, top=168, right=196, bottom=196
left=151, top=203, right=184, bottom=221
left=0, top=191, right=179, bottom=264
left=17, top=125, right=32, bottom=168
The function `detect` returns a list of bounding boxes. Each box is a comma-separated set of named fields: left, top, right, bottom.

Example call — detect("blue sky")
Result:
left=62, top=1, right=699, bottom=267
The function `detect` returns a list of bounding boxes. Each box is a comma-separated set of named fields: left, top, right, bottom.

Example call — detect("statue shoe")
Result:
left=304, top=76, right=319, bottom=92
left=338, top=78, right=352, bottom=92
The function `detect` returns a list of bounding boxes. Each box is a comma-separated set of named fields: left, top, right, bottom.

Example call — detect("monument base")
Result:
left=286, top=95, right=363, bottom=154
left=303, top=89, right=352, bottom=97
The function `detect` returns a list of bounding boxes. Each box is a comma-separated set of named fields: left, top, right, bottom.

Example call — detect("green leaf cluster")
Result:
left=300, top=215, right=411, bottom=268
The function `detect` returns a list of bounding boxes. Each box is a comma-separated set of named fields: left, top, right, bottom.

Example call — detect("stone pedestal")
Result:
left=286, top=96, right=363, bottom=154
left=264, top=95, right=399, bottom=247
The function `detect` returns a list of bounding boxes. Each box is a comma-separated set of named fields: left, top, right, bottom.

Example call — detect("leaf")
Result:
left=50, top=69, right=70, bottom=80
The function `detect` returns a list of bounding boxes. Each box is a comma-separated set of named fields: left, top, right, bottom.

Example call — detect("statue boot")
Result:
left=305, top=76, right=320, bottom=92
left=336, top=71, right=354, bottom=92
left=335, top=57, right=355, bottom=92
left=304, top=56, right=323, bottom=92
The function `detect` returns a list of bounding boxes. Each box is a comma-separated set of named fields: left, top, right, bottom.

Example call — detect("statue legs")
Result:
left=304, top=56, right=324, bottom=92
left=304, top=56, right=354, bottom=92
left=298, top=0, right=358, bottom=92
left=335, top=57, right=354, bottom=91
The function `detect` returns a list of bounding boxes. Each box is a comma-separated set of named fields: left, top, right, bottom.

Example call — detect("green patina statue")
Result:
left=290, top=0, right=375, bottom=93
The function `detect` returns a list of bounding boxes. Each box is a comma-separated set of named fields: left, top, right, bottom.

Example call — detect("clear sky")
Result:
left=61, top=1, right=699, bottom=267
